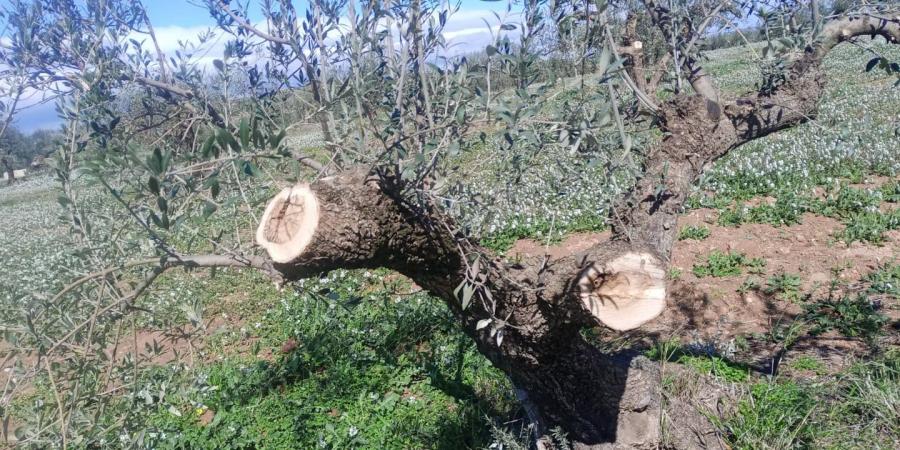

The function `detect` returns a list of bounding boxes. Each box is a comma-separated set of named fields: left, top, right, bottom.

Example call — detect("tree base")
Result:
left=535, top=356, right=728, bottom=450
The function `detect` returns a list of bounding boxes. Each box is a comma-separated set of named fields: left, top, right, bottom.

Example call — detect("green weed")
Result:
left=142, top=269, right=516, bottom=449
left=835, top=209, right=900, bottom=245
left=866, top=262, right=900, bottom=298
left=720, top=351, right=900, bottom=449
left=765, top=272, right=803, bottom=302
left=644, top=338, right=750, bottom=382
left=693, top=251, right=765, bottom=278
left=717, top=192, right=812, bottom=227
left=667, top=267, right=683, bottom=280
left=802, top=292, right=888, bottom=344
left=481, top=215, right=606, bottom=253
left=678, top=225, right=711, bottom=241
left=678, top=355, right=751, bottom=382
left=879, top=180, right=899, bottom=203
left=788, top=356, right=825, bottom=375
left=737, top=276, right=760, bottom=294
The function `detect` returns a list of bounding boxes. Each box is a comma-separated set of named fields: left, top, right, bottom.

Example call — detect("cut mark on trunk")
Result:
left=256, top=184, right=319, bottom=263
left=578, top=252, right=666, bottom=331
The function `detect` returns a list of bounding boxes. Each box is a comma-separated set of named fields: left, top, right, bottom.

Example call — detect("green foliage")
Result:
left=879, top=180, right=900, bottom=203
left=822, top=350, right=900, bottom=447
left=707, top=183, right=898, bottom=244
left=814, top=185, right=899, bottom=244
left=802, top=292, right=888, bottom=344
left=718, top=351, right=900, bottom=450
left=737, top=276, right=761, bottom=294
left=765, top=272, right=803, bottom=302
left=817, top=185, right=883, bottom=219
left=643, top=338, right=749, bottom=382
left=717, top=192, right=812, bottom=227
left=678, top=355, right=751, bottom=382
left=835, top=209, right=900, bottom=245
left=677, top=225, right=710, bottom=241
left=3, top=2, right=900, bottom=447
left=481, top=214, right=606, bottom=253
left=643, top=337, right=681, bottom=363
left=693, top=251, right=765, bottom=278
left=667, top=267, right=683, bottom=280
left=719, top=381, right=817, bottom=450
left=142, top=270, right=515, bottom=449
left=866, top=262, right=900, bottom=298
left=788, top=356, right=825, bottom=375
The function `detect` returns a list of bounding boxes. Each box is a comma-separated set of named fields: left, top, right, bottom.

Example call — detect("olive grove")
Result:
left=0, top=0, right=898, bottom=448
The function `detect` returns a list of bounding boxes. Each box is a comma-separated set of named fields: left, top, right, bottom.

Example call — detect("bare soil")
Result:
left=511, top=206, right=899, bottom=375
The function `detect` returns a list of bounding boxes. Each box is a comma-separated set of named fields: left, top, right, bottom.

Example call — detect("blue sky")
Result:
left=10, top=0, right=512, bottom=132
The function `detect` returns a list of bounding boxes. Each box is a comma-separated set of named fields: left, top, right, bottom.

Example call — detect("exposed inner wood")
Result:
left=578, top=252, right=666, bottom=331
left=256, top=185, right=319, bottom=263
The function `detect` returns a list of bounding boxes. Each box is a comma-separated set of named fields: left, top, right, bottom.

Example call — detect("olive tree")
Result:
left=2, top=0, right=899, bottom=447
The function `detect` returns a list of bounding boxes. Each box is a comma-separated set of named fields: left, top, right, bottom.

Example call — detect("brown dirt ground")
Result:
left=510, top=205, right=899, bottom=375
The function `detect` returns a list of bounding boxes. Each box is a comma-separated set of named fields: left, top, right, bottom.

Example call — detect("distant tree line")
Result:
left=0, top=127, right=61, bottom=177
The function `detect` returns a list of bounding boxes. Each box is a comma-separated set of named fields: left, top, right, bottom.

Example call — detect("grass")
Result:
left=765, top=272, right=803, bottom=302
left=480, top=214, right=606, bottom=253
left=141, top=269, right=517, bottom=449
left=836, top=209, right=900, bottom=245
left=880, top=180, right=900, bottom=202
left=716, top=191, right=811, bottom=227
left=719, top=381, right=817, bottom=450
left=706, top=183, right=899, bottom=244
left=644, top=338, right=750, bottom=383
left=788, top=356, right=826, bottom=375
left=719, top=350, right=900, bottom=450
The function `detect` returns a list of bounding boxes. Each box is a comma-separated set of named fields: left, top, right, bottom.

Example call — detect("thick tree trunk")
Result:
left=255, top=171, right=711, bottom=447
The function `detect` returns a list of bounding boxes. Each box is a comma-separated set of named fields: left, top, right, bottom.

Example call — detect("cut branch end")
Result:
left=578, top=253, right=666, bottom=331
left=256, top=184, right=320, bottom=263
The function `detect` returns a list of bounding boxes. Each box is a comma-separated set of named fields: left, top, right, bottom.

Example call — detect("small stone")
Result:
left=743, top=292, right=758, bottom=305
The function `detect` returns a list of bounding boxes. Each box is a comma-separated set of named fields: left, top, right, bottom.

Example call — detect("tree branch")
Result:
left=726, top=14, right=900, bottom=145
left=641, top=0, right=722, bottom=103
left=51, top=253, right=278, bottom=308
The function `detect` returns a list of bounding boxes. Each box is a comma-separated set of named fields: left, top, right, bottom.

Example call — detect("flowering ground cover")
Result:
left=1, top=40, right=898, bottom=449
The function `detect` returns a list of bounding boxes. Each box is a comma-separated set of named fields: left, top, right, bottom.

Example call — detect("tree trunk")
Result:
left=2, top=157, right=15, bottom=184
left=255, top=169, right=715, bottom=447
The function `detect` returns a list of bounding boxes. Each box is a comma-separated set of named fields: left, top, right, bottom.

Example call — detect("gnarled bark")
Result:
left=254, top=171, right=713, bottom=447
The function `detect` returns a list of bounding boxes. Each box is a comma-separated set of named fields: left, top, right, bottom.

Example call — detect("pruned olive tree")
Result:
left=2, top=0, right=899, bottom=447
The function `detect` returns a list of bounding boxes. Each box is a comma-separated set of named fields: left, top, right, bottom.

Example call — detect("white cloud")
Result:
left=440, top=9, right=521, bottom=54
left=444, top=24, right=499, bottom=41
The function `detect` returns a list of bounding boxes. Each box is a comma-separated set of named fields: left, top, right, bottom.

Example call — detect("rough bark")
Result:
left=256, top=172, right=713, bottom=447
left=1, top=157, right=15, bottom=184
left=253, top=12, right=900, bottom=449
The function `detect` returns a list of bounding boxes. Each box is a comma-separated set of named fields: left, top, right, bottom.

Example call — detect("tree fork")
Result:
left=254, top=171, right=715, bottom=447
